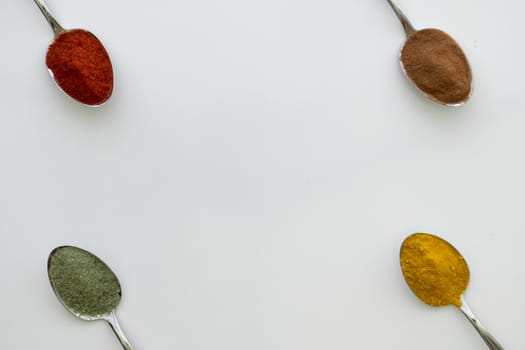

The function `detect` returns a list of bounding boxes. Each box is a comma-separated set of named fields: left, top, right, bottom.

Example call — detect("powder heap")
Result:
left=48, top=246, right=121, bottom=318
left=46, top=29, right=113, bottom=106
left=400, top=233, right=470, bottom=307
left=400, top=29, right=472, bottom=105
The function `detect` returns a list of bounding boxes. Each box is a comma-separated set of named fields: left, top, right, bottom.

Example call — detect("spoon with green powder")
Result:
left=385, top=0, right=472, bottom=106
left=48, top=246, right=135, bottom=350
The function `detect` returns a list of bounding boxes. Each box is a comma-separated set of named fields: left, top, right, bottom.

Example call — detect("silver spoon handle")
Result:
left=106, top=312, right=136, bottom=350
left=385, top=0, right=416, bottom=37
left=459, top=297, right=504, bottom=350
left=33, top=0, right=64, bottom=35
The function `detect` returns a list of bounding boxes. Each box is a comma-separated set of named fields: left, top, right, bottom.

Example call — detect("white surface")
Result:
left=1, top=0, right=524, bottom=349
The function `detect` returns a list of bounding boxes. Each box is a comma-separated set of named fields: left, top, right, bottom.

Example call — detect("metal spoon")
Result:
left=400, top=233, right=503, bottom=350
left=33, top=0, right=113, bottom=106
left=385, top=0, right=472, bottom=106
left=48, top=246, right=135, bottom=350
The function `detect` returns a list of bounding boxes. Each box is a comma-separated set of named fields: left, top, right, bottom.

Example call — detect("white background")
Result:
left=1, top=0, right=524, bottom=349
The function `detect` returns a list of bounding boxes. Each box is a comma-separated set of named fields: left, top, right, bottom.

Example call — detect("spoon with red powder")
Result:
left=34, top=0, right=113, bottom=106
left=386, top=0, right=472, bottom=106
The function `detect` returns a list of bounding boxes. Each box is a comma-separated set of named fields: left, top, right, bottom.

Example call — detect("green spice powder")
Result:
left=48, top=246, right=121, bottom=318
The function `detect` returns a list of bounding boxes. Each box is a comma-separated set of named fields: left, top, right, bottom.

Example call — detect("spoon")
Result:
left=385, top=0, right=472, bottom=106
left=400, top=233, right=503, bottom=350
left=48, top=246, right=135, bottom=350
left=33, top=0, right=113, bottom=106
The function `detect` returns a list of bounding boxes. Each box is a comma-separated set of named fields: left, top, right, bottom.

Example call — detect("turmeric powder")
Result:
left=400, top=233, right=469, bottom=307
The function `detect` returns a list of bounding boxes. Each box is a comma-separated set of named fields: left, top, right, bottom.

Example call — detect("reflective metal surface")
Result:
left=460, top=296, right=504, bottom=350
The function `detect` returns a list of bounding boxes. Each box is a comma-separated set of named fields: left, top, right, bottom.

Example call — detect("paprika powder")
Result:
left=46, top=29, right=113, bottom=106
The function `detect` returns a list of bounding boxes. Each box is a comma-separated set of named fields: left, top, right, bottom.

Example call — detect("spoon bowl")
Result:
left=386, top=0, right=472, bottom=106
left=400, top=233, right=503, bottom=350
left=33, top=0, right=113, bottom=106
left=48, top=246, right=135, bottom=350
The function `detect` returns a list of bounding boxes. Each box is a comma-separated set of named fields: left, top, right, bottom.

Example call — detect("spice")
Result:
left=400, top=29, right=472, bottom=105
left=46, top=29, right=113, bottom=106
left=48, top=246, right=121, bottom=318
left=400, top=233, right=469, bottom=307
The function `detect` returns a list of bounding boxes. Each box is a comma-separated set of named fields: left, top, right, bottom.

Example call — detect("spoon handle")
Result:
left=33, top=0, right=64, bottom=35
left=459, top=297, right=504, bottom=350
left=385, top=0, right=416, bottom=37
left=106, top=312, right=136, bottom=350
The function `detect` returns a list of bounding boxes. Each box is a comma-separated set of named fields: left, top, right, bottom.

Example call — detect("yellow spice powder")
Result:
left=400, top=233, right=470, bottom=307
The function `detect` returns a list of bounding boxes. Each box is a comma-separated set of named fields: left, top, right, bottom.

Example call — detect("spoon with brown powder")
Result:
left=400, top=233, right=503, bottom=350
left=33, top=0, right=113, bottom=106
left=385, top=1, right=472, bottom=106
left=48, top=246, right=136, bottom=350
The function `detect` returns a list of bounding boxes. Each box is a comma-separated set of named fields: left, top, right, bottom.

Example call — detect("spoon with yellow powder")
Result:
left=48, top=246, right=136, bottom=350
left=400, top=233, right=503, bottom=350
left=385, top=0, right=472, bottom=106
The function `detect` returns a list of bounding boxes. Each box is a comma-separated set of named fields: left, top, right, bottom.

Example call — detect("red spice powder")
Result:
left=46, top=29, right=113, bottom=106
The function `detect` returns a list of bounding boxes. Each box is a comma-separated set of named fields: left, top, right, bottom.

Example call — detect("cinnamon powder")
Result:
left=400, top=28, right=471, bottom=105
left=46, top=29, right=113, bottom=106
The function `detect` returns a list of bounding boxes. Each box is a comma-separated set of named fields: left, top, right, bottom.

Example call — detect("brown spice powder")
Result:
left=400, top=29, right=472, bottom=105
